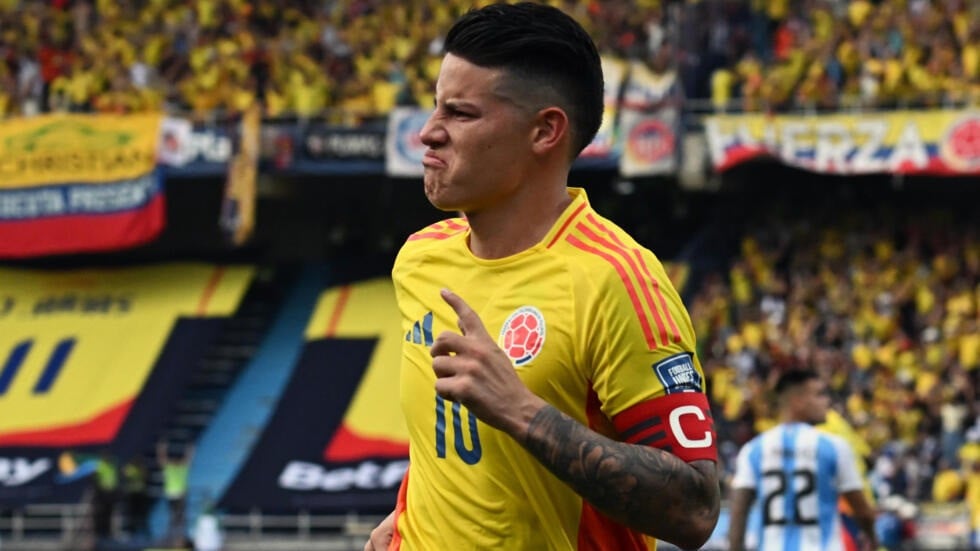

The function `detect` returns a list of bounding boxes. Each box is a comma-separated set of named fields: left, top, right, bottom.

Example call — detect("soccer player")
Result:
left=728, top=370, right=877, bottom=551
left=365, top=3, right=720, bottom=550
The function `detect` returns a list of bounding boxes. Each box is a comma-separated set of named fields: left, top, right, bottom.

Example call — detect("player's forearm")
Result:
left=726, top=490, right=753, bottom=551
left=843, top=490, right=878, bottom=549
left=521, top=404, right=720, bottom=550
left=855, top=511, right=877, bottom=548
left=727, top=519, right=747, bottom=551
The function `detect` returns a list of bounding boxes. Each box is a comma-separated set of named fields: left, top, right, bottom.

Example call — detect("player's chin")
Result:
left=423, top=180, right=462, bottom=212
left=428, top=197, right=464, bottom=213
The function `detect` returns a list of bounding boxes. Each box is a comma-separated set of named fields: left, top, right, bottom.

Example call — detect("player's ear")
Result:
left=530, top=106, right=569, bottom=157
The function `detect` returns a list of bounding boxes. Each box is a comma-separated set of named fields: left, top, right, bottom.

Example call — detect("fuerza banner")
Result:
left=705, top=110, right=980, bottom=175
left=220, top=278, right=408, bottom=512
left=0, top=113, right=165, bottom=258
left=0, top=263, right=254, bottom=504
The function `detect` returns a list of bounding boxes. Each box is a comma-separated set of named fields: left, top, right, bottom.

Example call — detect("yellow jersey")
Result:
left=391, top=188, right=715, bottom=550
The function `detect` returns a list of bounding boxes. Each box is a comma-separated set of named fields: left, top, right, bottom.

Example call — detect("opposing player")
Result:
left=365, top=3, right=719, bottom=550
left=728, top=369, right=877, bottom=551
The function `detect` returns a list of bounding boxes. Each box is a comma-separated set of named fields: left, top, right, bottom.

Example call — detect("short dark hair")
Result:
left=443, top=2, right=604, bottom=157
left=774, top=369, right=820, bottom=396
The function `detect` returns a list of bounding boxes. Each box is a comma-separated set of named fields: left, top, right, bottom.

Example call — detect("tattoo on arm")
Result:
left=523, top=405, right=720, bottom=548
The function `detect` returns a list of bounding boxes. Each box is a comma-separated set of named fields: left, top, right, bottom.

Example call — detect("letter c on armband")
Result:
left=668, top=405, right=713, bottom=449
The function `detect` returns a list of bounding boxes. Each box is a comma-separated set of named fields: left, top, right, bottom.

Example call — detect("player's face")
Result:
left=801, top=379, right=831, bottom=424
left=419, top=54, right=536, bottom=213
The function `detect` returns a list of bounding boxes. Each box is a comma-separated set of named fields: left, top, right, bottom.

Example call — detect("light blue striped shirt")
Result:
left=732, top=422, right=863, bottom=551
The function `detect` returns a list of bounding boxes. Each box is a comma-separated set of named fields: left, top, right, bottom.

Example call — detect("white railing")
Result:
left=1, top=502, right=970, bottom=550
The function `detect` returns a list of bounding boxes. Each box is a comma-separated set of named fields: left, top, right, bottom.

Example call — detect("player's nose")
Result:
left=419, top=113, right=447, bottom=147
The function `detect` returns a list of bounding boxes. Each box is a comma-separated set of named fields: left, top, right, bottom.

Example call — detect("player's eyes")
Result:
left=448, top=108, right=473, bottom=119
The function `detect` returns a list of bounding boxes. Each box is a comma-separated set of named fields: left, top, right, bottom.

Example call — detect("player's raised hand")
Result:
left=430, top=289, right=547, bottom=436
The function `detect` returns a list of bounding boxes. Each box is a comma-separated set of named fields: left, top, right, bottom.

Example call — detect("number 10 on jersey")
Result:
left=435, top=396, right=482, bottom=465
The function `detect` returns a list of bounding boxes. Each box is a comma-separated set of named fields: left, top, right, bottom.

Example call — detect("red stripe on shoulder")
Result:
left=566, top=232, right=658, bottom=350
left=585, top=214, right=681, bottom=343
left=584, top=214, right=676, bottom=347
left=631, top=249, right=682, bottom=343
left=444, top=218, right=468, bottom=231
left=407, top=231, right=451, bottom=241
left=407, top=219, right=468, bottom=241
left=547, top=201, right=588, bottom=248
left=575, top=219, right=668, bottom=349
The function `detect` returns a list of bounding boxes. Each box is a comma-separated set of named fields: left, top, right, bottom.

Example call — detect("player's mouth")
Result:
left=422, top=151, right=447, bottom=168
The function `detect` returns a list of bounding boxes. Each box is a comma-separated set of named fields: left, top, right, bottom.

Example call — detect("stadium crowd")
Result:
left=705, top=0, right=980, bottom=111
left=3, top=0, right=979, bottom=120
left=692, top=204, right=980, bottom=522
left=0, top=0, right=980, bottom=122
left=0, top=0, right=672, bottom=122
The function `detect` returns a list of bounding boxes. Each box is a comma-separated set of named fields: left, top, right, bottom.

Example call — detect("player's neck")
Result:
left=781, top=411, right=810, bottom=425
left=466, top=183, right=572, bottom=260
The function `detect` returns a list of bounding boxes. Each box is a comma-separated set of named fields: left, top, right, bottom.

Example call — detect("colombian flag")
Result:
left=0, top=113, right=165, bottom=257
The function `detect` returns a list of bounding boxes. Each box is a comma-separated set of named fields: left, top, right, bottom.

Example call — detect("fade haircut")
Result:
left=443, top=2, right=604, bottom=158
left=774, top=369, right=820, bottom=396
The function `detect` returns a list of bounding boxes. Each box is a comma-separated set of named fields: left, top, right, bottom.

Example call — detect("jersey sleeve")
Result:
left=581, top=246, right=717, bottom=463
left=832, top=437, right=864, bottom=493
left=731, top=439, right=758, bottom=490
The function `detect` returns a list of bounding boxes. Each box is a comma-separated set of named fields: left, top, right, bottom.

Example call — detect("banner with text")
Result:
left=220, top=278, right=408, bottom=512
left=302, top=124, right=385, bottom=162
left=705, top=110, right=980, bottom=175
left=0, top=113, right=165, bottom=257
left=385, top=108, right=430, bottom=178
left=0, top=264, right=254, bottom=504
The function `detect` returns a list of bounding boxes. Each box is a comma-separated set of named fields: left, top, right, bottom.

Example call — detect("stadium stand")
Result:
left=704, top=0, right=980, bottom=112
left=0, top=0, right=673, bottom=121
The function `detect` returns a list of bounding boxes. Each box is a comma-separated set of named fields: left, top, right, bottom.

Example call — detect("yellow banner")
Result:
left=0, top=113, right=163, bottom=187
left=0, top=263, right=254, bottom=441
left=304, top=278, right=409, bottom=444
left=222, top=105, right=260, bottom=246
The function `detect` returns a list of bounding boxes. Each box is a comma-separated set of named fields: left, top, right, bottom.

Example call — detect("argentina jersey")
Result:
left=731, top=423, right=863, bottom=551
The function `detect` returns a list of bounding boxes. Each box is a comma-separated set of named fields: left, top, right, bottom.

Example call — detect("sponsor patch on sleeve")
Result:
left=652, top=353, right=702, bottom=394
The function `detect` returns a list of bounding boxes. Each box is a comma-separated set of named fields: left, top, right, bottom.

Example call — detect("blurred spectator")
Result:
left=158, top=440, right=194, bottom=547
left=122, top=456, right=150, bottom=540
left=192, top=502, right=224, bottom=551
left=933, top=459, right=965, bottom=502
left=92, top=449, right=119, bottom=542
left=942, top=394, right=970, bottom=466
left=876, top=494, right=919, bottom=551
left=966, top=456, right=980, bottom=549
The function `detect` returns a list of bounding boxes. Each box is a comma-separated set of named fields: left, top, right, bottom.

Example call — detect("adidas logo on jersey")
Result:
left=405, top=312, right=433, bottom=346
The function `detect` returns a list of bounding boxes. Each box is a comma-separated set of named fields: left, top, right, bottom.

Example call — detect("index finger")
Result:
left=440, top=289, right=489, bottom=338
